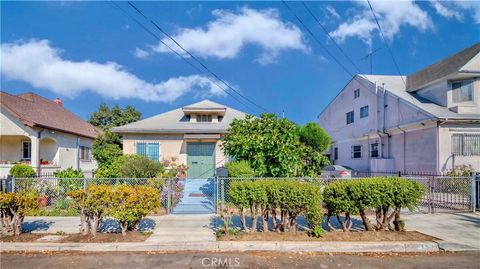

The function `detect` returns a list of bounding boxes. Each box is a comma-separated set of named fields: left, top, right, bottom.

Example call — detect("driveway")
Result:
left=403, top=212, right=480, bottom=249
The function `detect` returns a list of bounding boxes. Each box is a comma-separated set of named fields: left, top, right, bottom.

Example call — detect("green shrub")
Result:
left=228, top=179, right=322, bottom=233
left=0, top=191, right=39, bottom=235
left=9, top=164, right=36, bottom=178
left=225, top=161, right=255, bottom=178
left=67, top=185, right=114, bottom=236
left=323, top=177, right=425, bottom=232
left=96, top=154, right=164, bottom=178
left=54, top=168, right=84, bottom=195
left=109, top=185, right=160, bottom=235
left=67, top=184, right=160, bottom=236
left=54, top=167, right=85, bottom=178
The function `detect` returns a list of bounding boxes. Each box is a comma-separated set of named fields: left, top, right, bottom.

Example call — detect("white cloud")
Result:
left=430, top=1, right=463, bottom=21
left=430, top=1, right=480, bottom=23
left=133, top=48, right=150, bottom=59
left=1, top=39, right=226, bottom=102
left=325, top=5, right=341, bottom=20
left=330, top=1, right=432, bottom=46
left=148, top=7, right=308, bottom=64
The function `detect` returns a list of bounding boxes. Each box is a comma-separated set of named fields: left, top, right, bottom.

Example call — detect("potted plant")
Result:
left=176, top=164, right=188, bottom=180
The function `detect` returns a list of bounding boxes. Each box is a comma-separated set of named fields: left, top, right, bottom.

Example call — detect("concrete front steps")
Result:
left=145, top=214, right=216, bottom=243
left=172, top=179, right=216, bottom=214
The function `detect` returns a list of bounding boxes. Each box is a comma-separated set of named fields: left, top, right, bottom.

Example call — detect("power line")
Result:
left=366, top=0, right=407, bottom=87
left=282, top=0, right=356, bottom=79
left=126, top=1, right=270, bottom=114
left=107, top=1, right=257, bottom=114
left=282, top=1, right=374, bottom=92
left=301, top=1, right=365, bottom=75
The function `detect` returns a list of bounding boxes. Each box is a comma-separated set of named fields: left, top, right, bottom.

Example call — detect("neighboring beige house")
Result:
left=318, top=43, right=480, bottom=173
left=112, top=100, right=247, bottom=178
left=0, top=92, right=98, bottom=177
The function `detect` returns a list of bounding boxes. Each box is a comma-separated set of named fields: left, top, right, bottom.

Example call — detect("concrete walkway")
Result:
left=172, top=179, right=216, bottom=214
left=403, top=212, right=480, bottom=250
left=22, top=215, right=216, bottom=243
left=145, top=214, right=216, bottom=243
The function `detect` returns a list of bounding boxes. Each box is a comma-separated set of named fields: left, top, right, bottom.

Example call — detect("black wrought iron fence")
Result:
left=217, top=174, right=477, bottom=214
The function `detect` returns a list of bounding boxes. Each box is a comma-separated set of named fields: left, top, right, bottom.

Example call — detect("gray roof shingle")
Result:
left=361, top=75, right=479, bottom=120
left=112, top=99, right=247, bottom=134
left=406, top=43, right=480, bottom=91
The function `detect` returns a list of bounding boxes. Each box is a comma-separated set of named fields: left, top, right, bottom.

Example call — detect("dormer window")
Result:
left=197, top=114, right=213, bottom=122
left=452, top=80, right=473, bottom=103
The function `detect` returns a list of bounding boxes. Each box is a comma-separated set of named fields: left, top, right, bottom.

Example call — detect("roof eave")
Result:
left=112, top=128, right=229, bottom=134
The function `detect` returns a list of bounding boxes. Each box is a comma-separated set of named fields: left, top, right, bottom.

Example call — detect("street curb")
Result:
left=0, top=241, right=440, bottom=253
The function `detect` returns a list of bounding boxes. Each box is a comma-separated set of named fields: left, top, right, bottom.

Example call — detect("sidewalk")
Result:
left=403, top=212, right=480, bottom=250
left=145, top=214, right=216, bottom=243
left=14, top=212, right=479, bottom=253
left=1, top=241, right=441, bottom=253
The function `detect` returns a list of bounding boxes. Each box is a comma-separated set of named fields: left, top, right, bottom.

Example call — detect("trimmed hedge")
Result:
left=67, top=184, right=160, bottom=236
left=228, top=179, right=322, bottom=232
left=324, top=177, right=425, bottom=232
left=0, top=191, right=39, bottom=235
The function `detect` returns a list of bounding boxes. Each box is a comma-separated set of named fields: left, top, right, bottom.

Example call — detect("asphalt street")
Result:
left=1, top=251, right=479, bottom=269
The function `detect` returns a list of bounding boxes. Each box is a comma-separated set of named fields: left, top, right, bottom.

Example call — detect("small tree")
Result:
left=225, top=161, right=255, bottom=178
left=9, top=164, right=35, bottom=178
left=0, top=191, right=39, bottom=235
left=222, top=114, right=303, bottom=177
left=67, top=185, right=114, bottom=236
left=109, top=185, right=160, bottom=235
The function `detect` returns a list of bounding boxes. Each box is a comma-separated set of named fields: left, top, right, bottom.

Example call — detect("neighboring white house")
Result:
left=318, top=43, right=480, bottom=173
left=112, top=100, right=247, bottom=178
left=0, top=92, right=98, bottom=177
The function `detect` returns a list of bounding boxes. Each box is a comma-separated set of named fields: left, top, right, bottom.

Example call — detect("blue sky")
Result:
left=1, top=1, right=479, bottom=124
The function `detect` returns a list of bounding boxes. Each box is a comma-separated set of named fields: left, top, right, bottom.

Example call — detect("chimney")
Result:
left=54, top=98, right=63, bottom=107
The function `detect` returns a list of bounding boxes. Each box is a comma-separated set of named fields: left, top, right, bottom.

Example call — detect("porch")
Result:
left=0, top=135, right=61, bottom=177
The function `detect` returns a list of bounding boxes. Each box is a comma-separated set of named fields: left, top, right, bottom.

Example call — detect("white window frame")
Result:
left=197, top=114, right=213, bottom=122
left=351, top=145, right=362, bottom=159
left=370, top=142, right=379, bottom=158
left=79, top=146, right=91, bottom=162
left=21, top=140, right=31, bottom=160
left=346, top=111, right=354, bottom=125
left=451, top=80, right=474, bottom=103
left=360, top=105, right=369, bottom=118
left=135, top=141, right=161, bottom=161
left=354, top=89, right=360, bottom=99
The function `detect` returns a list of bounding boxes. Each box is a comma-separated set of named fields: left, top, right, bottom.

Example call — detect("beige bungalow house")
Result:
left=0, top=92, right=99, bottom=177
left=112, top=100, right=247, bottom=178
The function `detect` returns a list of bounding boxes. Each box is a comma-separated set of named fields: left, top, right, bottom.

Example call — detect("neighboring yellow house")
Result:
left=112, top=100, right=247, bottom=178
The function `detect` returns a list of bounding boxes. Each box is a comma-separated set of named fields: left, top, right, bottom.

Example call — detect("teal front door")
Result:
left=187, top=142, right=216, bottom=179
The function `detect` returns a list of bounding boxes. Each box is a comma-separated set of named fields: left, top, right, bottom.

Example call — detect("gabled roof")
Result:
left=361, top=75, right=479, bottom=120
left=407, top=43, right=480, bottom=91
left=0, top=91, right=98, bottom=138
left=112, top=99, right=247, bottom=134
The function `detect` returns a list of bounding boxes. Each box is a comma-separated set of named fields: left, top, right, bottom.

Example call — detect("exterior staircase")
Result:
left=171, top=178, right=216, bottom=214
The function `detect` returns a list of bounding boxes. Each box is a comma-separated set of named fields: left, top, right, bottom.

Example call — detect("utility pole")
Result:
left=361, top=47, right=382, bottom=74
